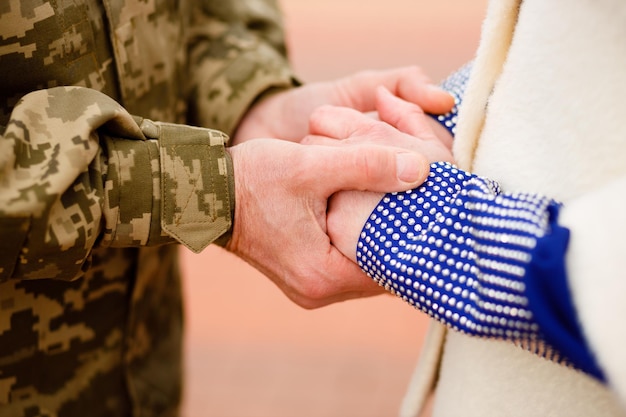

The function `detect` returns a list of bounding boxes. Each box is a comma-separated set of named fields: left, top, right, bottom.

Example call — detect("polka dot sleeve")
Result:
left=357, top=161, right=605, bottom=380
left=430, top=61, right=473, bottom=136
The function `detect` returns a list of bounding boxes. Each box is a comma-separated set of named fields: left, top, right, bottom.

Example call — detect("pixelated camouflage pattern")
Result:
left=0, top=0, right=296, bottom=415
left=186, top=0, right=299, bottom=134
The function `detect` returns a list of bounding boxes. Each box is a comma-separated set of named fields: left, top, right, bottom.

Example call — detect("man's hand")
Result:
left=232, top=66, right=454, bottom=145
left=225, top=139, right=428, bottom=308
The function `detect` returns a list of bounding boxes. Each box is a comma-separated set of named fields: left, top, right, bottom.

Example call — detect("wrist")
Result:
left=426, top=115, right=454, bottom=149
left=231, top=85, right=297, bottom=145
left=357, top=162, right=555, bottom=340
left=327, top=190, right=383, bottom=262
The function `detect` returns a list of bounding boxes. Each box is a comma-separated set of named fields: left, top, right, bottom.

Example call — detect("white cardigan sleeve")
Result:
left=559, top=174, right=626, bottom=401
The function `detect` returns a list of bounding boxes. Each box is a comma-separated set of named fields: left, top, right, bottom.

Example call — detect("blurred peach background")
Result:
left=181, top=1, right=487, bottom=416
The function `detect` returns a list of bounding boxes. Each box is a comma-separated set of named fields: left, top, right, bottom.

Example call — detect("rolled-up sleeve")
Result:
left=0, top=86, right=233, bottom=282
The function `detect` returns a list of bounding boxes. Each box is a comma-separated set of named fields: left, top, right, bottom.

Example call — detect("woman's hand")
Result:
left=304, top=86, right=455, bottom=262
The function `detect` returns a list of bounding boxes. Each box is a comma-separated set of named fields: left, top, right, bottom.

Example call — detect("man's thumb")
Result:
left=315, top=145, right=429, bottom=195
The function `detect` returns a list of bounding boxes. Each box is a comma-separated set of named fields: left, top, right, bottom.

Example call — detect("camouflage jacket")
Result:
left=0, top=0, right=296, bottom=416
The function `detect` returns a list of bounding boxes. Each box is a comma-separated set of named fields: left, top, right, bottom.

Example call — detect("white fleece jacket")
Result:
left=401, top=0, right=626, bottom=416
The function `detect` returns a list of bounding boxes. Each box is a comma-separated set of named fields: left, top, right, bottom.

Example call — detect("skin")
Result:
left=224, top=67, right=454, bottom=309
left=226, top=139, right=429, bottom=308
left=305, top=86, right=455, bottom=263
left=232, top=66, right=454, bottom=144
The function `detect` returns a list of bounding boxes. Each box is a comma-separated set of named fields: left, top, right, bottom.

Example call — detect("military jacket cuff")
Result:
left=150, top=120, right=233, bottom=253
left=105, top=119, right=234, bottom=253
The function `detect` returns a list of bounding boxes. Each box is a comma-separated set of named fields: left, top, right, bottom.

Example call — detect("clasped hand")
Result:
left=305, top=86, right=455, bottom=264
left=225, top=67, right=454, bottom=308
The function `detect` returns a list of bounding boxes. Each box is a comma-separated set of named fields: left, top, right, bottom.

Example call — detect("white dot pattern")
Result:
left=435, top=61, right=473, bottom=136
left=357, top=162, right=560, bottom=342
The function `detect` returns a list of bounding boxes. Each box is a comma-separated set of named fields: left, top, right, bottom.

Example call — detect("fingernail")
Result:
left=396, top=153, right=423, bottom=183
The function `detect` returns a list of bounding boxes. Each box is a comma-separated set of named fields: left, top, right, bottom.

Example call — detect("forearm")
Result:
left=103, top=118, right=234, bottom=250
left=0, top=87, right=233, bottom=282
left=350, top=162, right=604, bottom=380
left=186, top=0, right=299, bottom=136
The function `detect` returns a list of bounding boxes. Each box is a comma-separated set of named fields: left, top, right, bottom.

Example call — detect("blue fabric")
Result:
left=526, top=206, right=606, bottom=381
left=358, top=162, right=545, bottom=338
left=357, top=162, right=605, bottom=379
left=429, top=61, right=473, bottom=136
left=375, top=62, right=605, bottom=379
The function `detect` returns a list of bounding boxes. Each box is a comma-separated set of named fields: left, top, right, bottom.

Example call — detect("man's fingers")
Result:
left=322, top=252, right=384, bottom=298
left=376, top=86, right=433, bottom=137
left=308, top=105, right=376, bottom=138
left=395, top=75, right=455, bottom=114
left=339, top=66, right=454, bottom=114
left=299, top=250, right=385, bottom=309
left=280, top=245, right=385, bottom=309
left=300, top=134, right=342, bottom=146
left=389, top=66, right=455, bottom=114
left=308, top=144, right=429, bottom=195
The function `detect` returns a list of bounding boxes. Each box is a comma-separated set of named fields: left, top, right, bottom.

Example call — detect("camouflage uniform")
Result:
left=0, top=0, right=296, bottom=415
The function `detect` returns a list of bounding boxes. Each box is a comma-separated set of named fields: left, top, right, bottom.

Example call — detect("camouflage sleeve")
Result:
left=0, top=86, right=232, bottom=282
left=186, top=0, right=300, bottom=136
